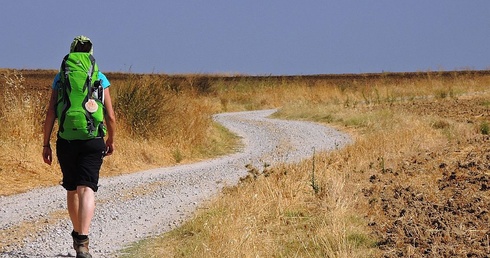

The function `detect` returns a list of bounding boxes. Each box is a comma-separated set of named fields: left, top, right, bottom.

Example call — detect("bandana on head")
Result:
left=70, top=35, right=93, bottom=55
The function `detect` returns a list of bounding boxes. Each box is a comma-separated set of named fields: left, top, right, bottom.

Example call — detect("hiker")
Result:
left=42, top=35, right=116, bottom=258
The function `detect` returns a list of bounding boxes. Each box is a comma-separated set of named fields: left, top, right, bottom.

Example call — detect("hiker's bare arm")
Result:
left=42, top=89, right=57, bottom=165
left=103, top=88, right=116, bottom=156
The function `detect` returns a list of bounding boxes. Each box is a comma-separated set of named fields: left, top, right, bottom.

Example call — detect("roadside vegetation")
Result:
left=1, top=69, right=489, bottom=257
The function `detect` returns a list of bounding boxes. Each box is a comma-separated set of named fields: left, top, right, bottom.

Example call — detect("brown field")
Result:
left=347, top=95, right=490, bottom=257
left=1, top=69, right=489, bottom=257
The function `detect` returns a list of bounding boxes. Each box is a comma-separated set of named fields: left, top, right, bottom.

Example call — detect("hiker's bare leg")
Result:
left=67, top=186, right=95, bottom=235
left=67, top=190, right=80, bottom=233
left=77, top=186, right=95, bottom=235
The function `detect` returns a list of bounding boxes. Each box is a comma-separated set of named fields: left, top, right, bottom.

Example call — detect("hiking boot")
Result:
left=73, top=237, right=92, bottom=258
left=71, top=231, right=78, bottom=251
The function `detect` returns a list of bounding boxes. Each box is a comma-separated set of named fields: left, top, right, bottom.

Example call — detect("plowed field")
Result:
left=364, top=96, right=490, bottom=257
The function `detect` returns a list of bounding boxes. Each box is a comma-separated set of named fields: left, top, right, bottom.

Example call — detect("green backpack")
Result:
left=56, top=52, right=106, bottom=140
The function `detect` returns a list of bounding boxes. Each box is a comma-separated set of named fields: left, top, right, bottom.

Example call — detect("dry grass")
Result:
left=0, top=70, right=55, bottom=195
left=1, top=69, right=490, bottom=257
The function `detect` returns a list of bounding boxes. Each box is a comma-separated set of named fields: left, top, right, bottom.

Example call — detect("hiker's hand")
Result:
left=105, top=138, right=115, bottom=156
left=43, top=146, right=52, bottom=165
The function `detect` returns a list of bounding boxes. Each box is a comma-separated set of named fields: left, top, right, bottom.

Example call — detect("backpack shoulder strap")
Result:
left=57, top=54, right=72, bottom=133
left=84, top=54, right=98, bottom=136
left=87, top=54, right=96, bottom=83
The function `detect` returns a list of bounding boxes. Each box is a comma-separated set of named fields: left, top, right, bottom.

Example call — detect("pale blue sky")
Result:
left=1, top=1, right=489, bottom=75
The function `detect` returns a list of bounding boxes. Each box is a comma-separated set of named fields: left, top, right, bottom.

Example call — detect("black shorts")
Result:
left=56, top=137, right=106, bottom=192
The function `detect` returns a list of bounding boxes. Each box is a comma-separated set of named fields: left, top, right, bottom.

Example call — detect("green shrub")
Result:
left=480, top=121, right=489, bottom=135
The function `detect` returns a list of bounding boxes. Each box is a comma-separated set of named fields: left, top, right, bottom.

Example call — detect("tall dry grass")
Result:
left=0, top=70, right=56, bottom=193
left=109, top=74, right=240, bottom=170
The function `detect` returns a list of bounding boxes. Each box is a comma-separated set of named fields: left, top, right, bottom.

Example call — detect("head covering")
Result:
left=70, top=35, right=93, bottom=54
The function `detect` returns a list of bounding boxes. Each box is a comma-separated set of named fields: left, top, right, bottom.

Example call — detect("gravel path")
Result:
left=0, top=109, right=351, bottom=257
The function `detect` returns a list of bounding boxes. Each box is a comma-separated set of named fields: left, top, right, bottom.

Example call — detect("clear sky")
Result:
left=1, top=1, right=489, bottom=75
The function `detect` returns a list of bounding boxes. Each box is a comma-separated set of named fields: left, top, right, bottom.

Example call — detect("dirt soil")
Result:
left=364, top=96, right=490, bottom=257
